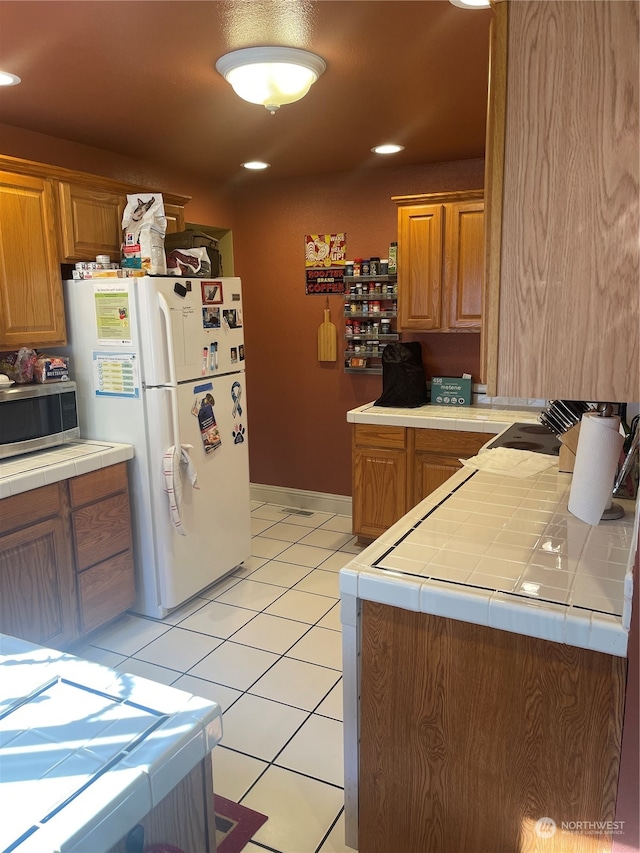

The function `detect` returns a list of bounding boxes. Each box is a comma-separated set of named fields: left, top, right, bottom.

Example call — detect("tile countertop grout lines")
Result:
left=340, top=467, right=637, bottom=658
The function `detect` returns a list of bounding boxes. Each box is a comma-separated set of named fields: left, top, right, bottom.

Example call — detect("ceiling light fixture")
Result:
left=0, top=71, right=21, bottom=87
left=242, top=161, right=270, bottom=170
left=216, top=46, right=326, bottom=114
left=372, top=144, right=405, bottom=155
left=449, top=0, right=491, bottom=8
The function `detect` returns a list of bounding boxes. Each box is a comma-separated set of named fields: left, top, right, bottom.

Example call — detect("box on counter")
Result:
left=431, top=376, right=472, bottom=406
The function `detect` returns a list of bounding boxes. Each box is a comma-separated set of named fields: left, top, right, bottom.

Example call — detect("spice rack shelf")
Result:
left=344, top=274, right=398, bottom=374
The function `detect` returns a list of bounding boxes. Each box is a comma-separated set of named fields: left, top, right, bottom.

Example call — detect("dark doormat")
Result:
left=214, top=794, right=268, bottom=853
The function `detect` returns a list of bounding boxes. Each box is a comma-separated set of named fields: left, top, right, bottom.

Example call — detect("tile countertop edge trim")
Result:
left=346, top=402, right=543, bottom=431
left=1, top=441, right=135, bottom=498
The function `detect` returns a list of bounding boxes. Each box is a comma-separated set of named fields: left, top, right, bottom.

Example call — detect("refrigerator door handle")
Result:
left=158, top=293, right=178, bottom=387
left=158, top=293, right=181, bottom=447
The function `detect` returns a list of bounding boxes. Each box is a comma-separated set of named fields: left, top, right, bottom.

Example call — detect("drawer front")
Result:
left=414, top=429, right=488, bottom=457
left=69, top=462, right=128, bottom=507
left=73, top=491, right=132, bottom=571
left=78, top=550, right=135, bottom=634
left=0, top=483, right=62, bottom=536
left=354, top=424, right=407, bottom=450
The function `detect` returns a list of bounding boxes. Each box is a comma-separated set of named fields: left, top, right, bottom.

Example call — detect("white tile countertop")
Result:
left=0, top=440, right=134, bottom=498
left=0, top=632, right=222, bottom=853
left=347, top=401, right=543, bottom=432
left=340, top=465, right=638, bottom=657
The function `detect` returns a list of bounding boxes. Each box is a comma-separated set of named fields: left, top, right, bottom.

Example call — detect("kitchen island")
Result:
left=340, top=461, right=637, bottom=853
left=0, top=632, right=222, bottom=853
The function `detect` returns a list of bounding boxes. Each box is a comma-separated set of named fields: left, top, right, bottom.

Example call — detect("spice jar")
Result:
left=353, top=258, right=363, bottom=277
left=344, top=261, right=354, bottom=277
left=369, top=257, right=380, bottom=276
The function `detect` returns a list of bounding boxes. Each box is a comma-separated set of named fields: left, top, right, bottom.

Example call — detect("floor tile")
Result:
left=115, top=657, right=179, bottom=685
left=188, top=641, right=279, bottom=691
left=261, top=521, right=307, bottom=542
left=318, top=811, right=351, bottom=853
left=158, top=596, right=210, bottom=625
left=315, top=679, right=343, bottom=721
left=251, top=504, right=290, bottom=521
left=320, top=515, right=352, bottom=534
left=212, top=746, right=268, bottom=802
left=287, top=626, right=343, bottom=671
left=276, top=714, right=344, bottom=786
left=317, top=551, right=354, bottom=573
left=178, top=600, right=257, bottom=639
left=246, top=560, right=313, bottom=588
left=294, top=569, right=340, bottom=598
left=88, top=615, right=170, bottom=656
left=250, top=657, right=341, bottom=712
left=215, top=578, right=286, bottom=611
left=265, top=590, right=336, bottom=625
left=339, top=537, right=365, bottom=554
left=233, top=555, right=268, bottom=577
left=170, top=675, right=242, bottom=712
left=251, top=536, right=291, bottom=559
left=298, top=529, right=353, bottom=551
left=317, top=602, right=342, bottom=632
left=250, top=500, right=265, bottom=510
left=231, top=613, right=310, bottom=655
left=221, top=694, right=308, bottom=761
left=241, top=765, right=343, bottom=853
left=71, top=645, right=127, bottom=669
left=277, top=543, right=336, bottom=568
left=132, top=627, right=222, bottom=671
left=283, top=510, right=334, bottom=528
left=202, top=574, right=243, bottom=599
left=251, top=516, right=277, bottom=536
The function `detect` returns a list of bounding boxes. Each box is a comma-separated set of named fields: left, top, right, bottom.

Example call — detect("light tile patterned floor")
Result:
left=74, top=501, right=361, bottom=853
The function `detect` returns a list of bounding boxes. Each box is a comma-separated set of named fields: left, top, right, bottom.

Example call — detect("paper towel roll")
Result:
left=568, top=413, right=624, bottom=525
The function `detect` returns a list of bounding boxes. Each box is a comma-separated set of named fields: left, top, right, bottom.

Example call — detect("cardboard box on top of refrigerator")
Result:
left=431, top=376, right=472, bottom=406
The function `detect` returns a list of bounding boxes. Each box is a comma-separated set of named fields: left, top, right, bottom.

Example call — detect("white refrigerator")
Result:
left=61, top=275, right=251, bottom=618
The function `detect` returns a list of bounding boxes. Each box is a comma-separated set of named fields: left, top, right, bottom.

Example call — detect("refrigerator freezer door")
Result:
left=144, top=371, right=251, bottom=614
left=136, top=277, right=245, bottom=386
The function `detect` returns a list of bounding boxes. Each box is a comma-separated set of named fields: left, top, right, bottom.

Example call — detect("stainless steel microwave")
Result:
left=0, top=381, right=80, bottom=459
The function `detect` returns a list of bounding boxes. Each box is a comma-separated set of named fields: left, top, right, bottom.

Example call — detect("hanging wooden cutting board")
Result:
left=317, top=306, right=337, bottom=362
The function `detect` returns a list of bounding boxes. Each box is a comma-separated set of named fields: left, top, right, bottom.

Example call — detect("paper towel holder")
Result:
left=596, top=402, right=625, bottom=520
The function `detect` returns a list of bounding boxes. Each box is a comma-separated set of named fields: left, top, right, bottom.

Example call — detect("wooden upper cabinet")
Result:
left=483, top=0, right=639, bottom=401
left=395, top=191, right=484, bottom=333
left=58, top=186, right=186, bottom=261
left=0, top=170, right=67, bottom=347
left=445, top=201, right=484, bottom=330
left=58, top=182, right=125, bottom=261
left=397, top=203, right=443, bottom=331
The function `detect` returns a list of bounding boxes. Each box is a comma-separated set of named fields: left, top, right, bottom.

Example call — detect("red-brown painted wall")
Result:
left=229, top=159, right=484, bottom=496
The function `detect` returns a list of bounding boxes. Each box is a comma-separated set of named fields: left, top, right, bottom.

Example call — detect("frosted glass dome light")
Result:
left=216, top=47, right=326, bottom=114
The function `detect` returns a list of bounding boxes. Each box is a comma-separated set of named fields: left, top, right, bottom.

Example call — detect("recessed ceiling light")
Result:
left=371, top=144, right=405, bottom=155
left=242, top=161, right=270, bottom=170
left=0, top=71, right=21, bottom=87
left=449, top=0, right=491, bottom=8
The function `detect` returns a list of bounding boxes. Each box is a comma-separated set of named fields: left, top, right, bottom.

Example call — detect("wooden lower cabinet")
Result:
left=0, top=486, right=77, bottom=647
left=353, top=425, right=407, bottom=539
left=359, top=601, right=626, bottom=853
left=413, top=429, right=487, bottom=505
left=353, top=424, right=488, bottom=540
left=0, top=463, right=135, bottom=646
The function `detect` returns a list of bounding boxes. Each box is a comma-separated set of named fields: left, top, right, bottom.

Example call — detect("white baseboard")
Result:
left=250, top=483, right=352, bottom=517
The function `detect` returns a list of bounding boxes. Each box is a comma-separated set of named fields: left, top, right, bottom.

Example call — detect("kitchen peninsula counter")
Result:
left=0, top=632, right=222, bottom=853
left=347, top=400, right=542, bottom=432
left=340, top=462, right=637, bottom=852
left=0, top=440, right=134, bottom=498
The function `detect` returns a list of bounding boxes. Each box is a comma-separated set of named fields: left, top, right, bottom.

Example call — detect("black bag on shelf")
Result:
left=164, top=229, right=222, bottom=276
left=374, top=341, right=427, bottom=408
